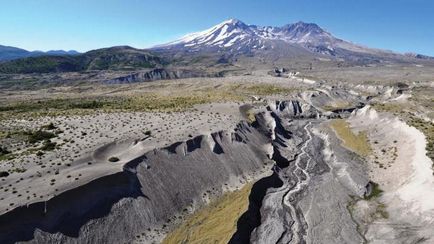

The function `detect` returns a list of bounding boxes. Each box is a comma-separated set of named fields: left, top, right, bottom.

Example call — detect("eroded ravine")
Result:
left=235, top=98, right=370, bottom=244
left=282, top=121, right=313, bottom=244
left=244, top=101, right=321, bottom=244
left=250, top=121, right=314, bottom=244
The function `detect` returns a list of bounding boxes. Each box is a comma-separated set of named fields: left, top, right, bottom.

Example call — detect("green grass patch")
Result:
left=39, top=140, right=57, bottom=151
left=364, top=182, right=383, bottom=200
left=26, top=130, right=56, bottom=144
left=0, top=153, right=15, bottom=161
left=0, top=146, right=13, bottom=161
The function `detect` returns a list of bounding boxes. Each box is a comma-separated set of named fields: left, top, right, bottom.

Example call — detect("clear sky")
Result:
left=0, top=0, right=433, bottom=55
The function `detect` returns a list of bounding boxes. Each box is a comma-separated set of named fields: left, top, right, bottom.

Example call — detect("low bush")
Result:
left=364, top=181, right=383, bottom=200
left=26, top=130, right=56, bottom=143
left=0, top=146, right=10, bottom=156
left=39, top=140, right=57, bottom=151
left=108, top=157, right=120, bottom=162
left=41, top=122, right=57, bottom=130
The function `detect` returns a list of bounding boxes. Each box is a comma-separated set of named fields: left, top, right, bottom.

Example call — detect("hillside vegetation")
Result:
left=0, top=46, right=164, bottom=73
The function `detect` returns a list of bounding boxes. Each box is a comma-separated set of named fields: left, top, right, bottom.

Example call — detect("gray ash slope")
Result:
left=0, top=119, right=272, bottom=243
left=0, top=91, right=373, bottom=243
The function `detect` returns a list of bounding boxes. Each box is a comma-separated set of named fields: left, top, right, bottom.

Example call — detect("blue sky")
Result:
left=0, top=0, right=433, bottom=55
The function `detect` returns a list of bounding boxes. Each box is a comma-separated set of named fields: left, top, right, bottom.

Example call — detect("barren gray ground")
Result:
left=0, top=70, right=433, bottom=243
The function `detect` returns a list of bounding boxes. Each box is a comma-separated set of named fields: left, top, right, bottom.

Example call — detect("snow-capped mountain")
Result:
left=156, top=19, right=342, bottom=51
left=155, top=19, right=396, bottom=60
left=162, top=19, right=254, bottom=48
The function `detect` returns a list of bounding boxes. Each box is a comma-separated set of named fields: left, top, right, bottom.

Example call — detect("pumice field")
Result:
left=0, top=6, right=433, bottom=244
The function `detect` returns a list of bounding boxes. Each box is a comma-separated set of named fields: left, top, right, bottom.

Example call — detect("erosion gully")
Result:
left=231, top=100, right=323, bottom=244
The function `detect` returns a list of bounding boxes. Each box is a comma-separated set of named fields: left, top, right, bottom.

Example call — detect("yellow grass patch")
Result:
left=330, top=119, right=371, bottom=157
left=162, top=183, right=252, bottom=244
left=240, top=84, right=294, bottom=96
left=322, top=100, right=352, bottom=111
left=0, top=83, right=296, bottom=121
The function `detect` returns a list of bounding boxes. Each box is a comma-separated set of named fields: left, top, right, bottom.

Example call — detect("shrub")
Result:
left=27, top=130, right=56, bottom=143
left=42, top=122, right=57, bottom=130
left=40, top=140, right=57, bottom=151
left=108, top=157, right=120, bottom=162
left=0, top=146, right=10, bottom=156
left=364, top=181, right=383, bottom=200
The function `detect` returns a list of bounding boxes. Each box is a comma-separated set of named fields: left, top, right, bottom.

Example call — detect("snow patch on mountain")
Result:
left=157, top=19, right=345, bottom=50
left=154, top=18, right=401, bottom=59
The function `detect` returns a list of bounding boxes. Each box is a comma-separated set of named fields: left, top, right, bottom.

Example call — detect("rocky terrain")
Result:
left=0, top=19, right=433, bottom=244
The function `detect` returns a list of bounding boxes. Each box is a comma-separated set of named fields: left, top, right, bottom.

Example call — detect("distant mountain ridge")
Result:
left=154, top=19, right=425, bottom=62
left=0, top=45, right=80, bottom=61
left=0, top=46, right=162, bottom=73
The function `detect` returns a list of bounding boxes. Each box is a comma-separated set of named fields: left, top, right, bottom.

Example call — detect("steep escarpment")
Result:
left=104, top=68, right=225, bottom=84
left=0, top=120, right=272, bottom=244
left=348, top=107, right=434, bottom=243
left=0, top=170, right=143, bottom=244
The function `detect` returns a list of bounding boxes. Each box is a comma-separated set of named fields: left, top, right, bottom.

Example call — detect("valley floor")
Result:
left=0, top=75, right=433, bottom=244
